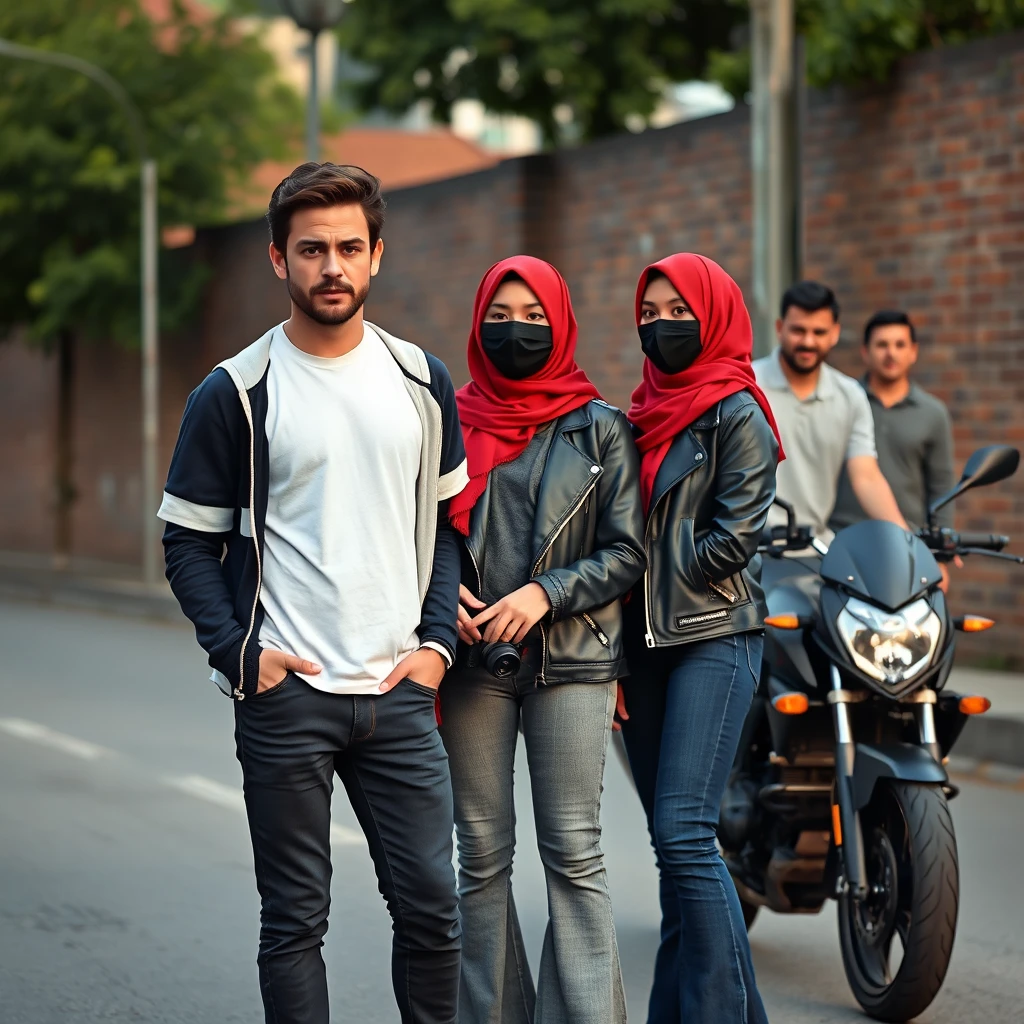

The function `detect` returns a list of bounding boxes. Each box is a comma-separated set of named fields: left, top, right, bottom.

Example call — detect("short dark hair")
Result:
left=863, top=309, right=917, bottom=346
left=780, top=280, right=840, bottom=322
left=266, top=162, right=386, bottom=254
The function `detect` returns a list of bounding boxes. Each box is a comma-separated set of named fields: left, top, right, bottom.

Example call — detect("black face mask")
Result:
left=638, top=318, right=702, bottom=375
left=480, top=321, right=554, bottom=380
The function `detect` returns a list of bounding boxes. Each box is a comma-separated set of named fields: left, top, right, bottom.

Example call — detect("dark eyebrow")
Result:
left=488, top=301, right=544, bottom=310
left=295, top=236, right=365, bottom=248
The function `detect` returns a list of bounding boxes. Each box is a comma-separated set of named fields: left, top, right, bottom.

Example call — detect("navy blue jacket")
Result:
left=159, top=322, right=468, bottom=699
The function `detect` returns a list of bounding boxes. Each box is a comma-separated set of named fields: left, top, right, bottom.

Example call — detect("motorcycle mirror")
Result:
left=928, top=445, right=1020, bottom=522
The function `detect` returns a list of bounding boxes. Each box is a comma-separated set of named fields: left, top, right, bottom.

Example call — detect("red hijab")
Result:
left=449, top=255, right=602, bottom=536
left=628, top=253, right=784, bottom=511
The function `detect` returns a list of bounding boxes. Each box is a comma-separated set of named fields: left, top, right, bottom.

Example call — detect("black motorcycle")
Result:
left=719, top=444, right=1022, bottom=1022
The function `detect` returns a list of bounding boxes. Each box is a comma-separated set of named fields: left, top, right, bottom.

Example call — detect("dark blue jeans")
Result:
left=621, top=633, right=768, bottom=1024
left=234, top=674, right=461, bottom=1024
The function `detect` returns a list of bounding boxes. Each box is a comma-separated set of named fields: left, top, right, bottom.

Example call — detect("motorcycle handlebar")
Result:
left=918, top=527, right=1010, bottom=554
left=955, top=532, right=1009, bottom=551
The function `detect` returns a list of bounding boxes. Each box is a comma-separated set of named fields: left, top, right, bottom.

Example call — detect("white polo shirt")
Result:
left=753, top=351, right=876, bottom=542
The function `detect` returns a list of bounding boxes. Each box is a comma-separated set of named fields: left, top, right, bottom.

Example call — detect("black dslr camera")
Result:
left=468, top=639, right=522, bottom=678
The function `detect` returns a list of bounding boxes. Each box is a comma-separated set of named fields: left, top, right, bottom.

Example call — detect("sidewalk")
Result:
left=0, top=553, right=1020, bottom=770
left=946, top=668, right=1024, bottom=775
left=0, top=552, right=181, bottom=625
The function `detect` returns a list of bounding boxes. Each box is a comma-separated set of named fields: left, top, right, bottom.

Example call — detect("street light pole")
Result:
left=279, top=0, right=348, bottom=163
left=750, top=0, right=801, bottom=358
left=0, top=38, right=161, bottom=585
left=306, top=29, right=321, bottom=162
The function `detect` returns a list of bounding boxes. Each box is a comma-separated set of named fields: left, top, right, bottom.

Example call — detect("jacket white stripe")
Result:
left=157, top=491, right=233, bottom=533
left=438, top=459, right=469, bottom=502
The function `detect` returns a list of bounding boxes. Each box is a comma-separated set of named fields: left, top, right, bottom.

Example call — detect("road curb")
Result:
left=951, top=715, right=1024, bottom=770
left=0, top=568, right=183, bottom=625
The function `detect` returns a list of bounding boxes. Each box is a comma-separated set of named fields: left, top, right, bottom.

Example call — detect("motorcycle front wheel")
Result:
left=837, top=781, right=959, bottom=1023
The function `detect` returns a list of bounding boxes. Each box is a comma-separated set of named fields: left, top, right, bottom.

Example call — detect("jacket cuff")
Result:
left=534, top=573, right=565, bottom=621
left=419, top=641, right=454, bottom=669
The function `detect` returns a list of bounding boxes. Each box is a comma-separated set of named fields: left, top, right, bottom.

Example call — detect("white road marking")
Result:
left=1, top=717, right=367, bottom=848
left=164, top=773, right=366, bottom=846
left=0, top=717, right=111, bottom=760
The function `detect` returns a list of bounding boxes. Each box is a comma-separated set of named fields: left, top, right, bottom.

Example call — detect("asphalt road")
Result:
left=1, top=600, right=1022, bottom=1023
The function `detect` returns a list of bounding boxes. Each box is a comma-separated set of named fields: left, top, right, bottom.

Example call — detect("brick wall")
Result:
left=1, top=32, right=1021, bottom=659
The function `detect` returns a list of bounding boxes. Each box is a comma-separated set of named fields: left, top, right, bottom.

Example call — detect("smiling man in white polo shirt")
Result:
left=753, top=281, right=907, bottom=544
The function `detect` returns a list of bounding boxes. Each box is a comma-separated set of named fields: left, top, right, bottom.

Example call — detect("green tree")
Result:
left=335, top=0, right=740, bottom=144
left=710, top=0, right=1024, bottom=97
left=335, top=0, right=1023, bottom=143
left=0, top=0, right=299, bottom=557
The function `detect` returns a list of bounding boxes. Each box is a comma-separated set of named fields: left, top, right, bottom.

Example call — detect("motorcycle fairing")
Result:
left=820, top=521, right=943, bottom=612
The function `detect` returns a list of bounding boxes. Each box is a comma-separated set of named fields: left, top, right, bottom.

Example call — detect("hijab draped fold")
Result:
left=627, top=253, right=785, bottom=511
left=449, top=255, right=602, bottom=536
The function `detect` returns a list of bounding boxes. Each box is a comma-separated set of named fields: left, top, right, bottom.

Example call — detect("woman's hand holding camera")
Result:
left=469, top=582, right=552, bottom=645
left=457, top=585, right=487, bottom=645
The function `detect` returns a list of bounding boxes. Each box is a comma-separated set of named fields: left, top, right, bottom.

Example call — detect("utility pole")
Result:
left=750, top=0, right=802, bottom=357
left=280, top=0, right=347, bottom=162
left=0, top=38, right=161, bottom=585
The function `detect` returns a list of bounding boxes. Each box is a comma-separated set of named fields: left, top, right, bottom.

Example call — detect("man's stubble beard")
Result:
left=288, top=274, right=370, bottom=327
left=780, top=346, right=826, bottom=376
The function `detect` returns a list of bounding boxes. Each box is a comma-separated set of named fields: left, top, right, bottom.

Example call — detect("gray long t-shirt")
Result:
left=830, top=380, right=955, bottom=532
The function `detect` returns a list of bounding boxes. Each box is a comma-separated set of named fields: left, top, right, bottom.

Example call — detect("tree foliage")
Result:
left=711, top=0, right=1024, bottom=98
left=0, top=0, right=299, bottom=347
left=336, top=0, right=740, bottom=144
left=335, top=0, right=1024, bottom=142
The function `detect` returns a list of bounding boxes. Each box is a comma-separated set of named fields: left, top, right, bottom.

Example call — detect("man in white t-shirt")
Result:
left=159, top=163, right=468, bottom=1024
left=753, top=280, right=908, bottom=545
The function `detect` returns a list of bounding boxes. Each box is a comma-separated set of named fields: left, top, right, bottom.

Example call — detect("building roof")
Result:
left=231, top=127, right=503, bottom=220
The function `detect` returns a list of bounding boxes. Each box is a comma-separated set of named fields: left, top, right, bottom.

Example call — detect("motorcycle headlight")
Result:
left=836, top=596, right=941, bottom=686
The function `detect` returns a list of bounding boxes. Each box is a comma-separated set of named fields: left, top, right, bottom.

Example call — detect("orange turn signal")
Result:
left=955, top=615, right=995, bottom=632
left=831, top=804, right=843, bottom=846
left=772, top=692, right=810, bottom=715
left=958, top=695, right=992, bottom=715
left=765, top=613, right=804, bottom=630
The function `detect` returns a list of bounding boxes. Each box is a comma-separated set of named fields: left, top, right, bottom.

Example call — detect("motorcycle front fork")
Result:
left=829, top=666, right=869, bottom=900
left=829, top=666, right=941, bottom=901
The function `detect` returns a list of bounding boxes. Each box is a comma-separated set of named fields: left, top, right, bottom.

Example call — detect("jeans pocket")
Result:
left=405, top=678, right=440, bottom=699
left=249, top=673, right=290, bottom=700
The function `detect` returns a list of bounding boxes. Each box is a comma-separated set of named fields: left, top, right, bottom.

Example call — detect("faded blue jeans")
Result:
left=439, top=651, right=626, bottom=1024
left=621, top=632, right=769, bottom=1024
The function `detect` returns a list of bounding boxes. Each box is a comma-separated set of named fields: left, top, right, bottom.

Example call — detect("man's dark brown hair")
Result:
left=266, top=162, right=386, bottom=254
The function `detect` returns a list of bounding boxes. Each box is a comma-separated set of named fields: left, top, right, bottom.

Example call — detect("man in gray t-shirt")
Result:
left=752, top=281, right=908, bottom=544
left=830, top=310, right=955, bottom=534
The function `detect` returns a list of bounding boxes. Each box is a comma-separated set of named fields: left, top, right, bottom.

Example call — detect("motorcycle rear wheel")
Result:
left=837, top=781, right=959, bottom=1023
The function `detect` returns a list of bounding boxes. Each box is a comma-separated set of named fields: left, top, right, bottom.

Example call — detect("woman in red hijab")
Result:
left=441, top=255, right=645, bottom=1024
left=620, top=254, right=781, bottom=1024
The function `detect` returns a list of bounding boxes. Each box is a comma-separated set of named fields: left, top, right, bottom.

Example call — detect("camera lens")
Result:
left=482, top=641, right=521, bottom=678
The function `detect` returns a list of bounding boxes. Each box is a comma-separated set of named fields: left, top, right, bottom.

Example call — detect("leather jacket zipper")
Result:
left=707, top=579, right=737, bottom=603
left=531, top=473, right=601, bottom=682
left=581, top=612, right=610, bottom=646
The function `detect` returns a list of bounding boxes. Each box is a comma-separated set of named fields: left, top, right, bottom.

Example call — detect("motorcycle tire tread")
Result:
left=839, top=781, right=959, bottom=1023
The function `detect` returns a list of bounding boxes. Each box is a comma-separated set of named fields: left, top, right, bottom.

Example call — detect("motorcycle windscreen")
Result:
left=820, top=521, right=943, bottom=612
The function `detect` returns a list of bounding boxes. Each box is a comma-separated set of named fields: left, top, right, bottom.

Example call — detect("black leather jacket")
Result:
left=629, top=391, right=778, bottom=650
left=461, top=400, right=646, bottom=684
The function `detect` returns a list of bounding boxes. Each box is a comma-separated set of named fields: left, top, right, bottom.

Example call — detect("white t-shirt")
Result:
left=258, top=324, right=424, bottom=695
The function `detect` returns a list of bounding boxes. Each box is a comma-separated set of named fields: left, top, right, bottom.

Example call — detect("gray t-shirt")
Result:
left=830, top=381, right=955, bottom=532
left=753, top=351, right=876, bottom=541
left=479, top=421, right=556, bottom=606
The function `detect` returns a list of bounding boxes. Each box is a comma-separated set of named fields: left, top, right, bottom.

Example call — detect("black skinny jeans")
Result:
left=234, top=673, right=462, bottom=1024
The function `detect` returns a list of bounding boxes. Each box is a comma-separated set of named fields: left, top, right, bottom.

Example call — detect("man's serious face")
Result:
left=776, top=306, right=840, bottom=375
left=864, top=324, right=918, bottom=384
left=270, top=204, right=383, bottom=326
